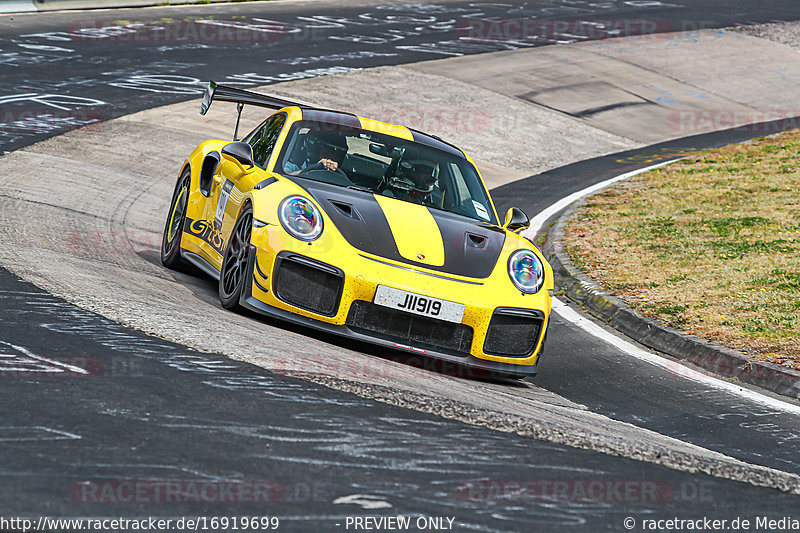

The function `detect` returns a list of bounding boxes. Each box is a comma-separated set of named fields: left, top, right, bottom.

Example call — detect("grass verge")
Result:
left=563, top=130, right=800, bottom=370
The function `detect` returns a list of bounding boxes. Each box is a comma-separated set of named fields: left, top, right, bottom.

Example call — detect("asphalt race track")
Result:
left=4, top=0, right=800, bottom=153
left=4, top=268, right=800, bottom=531
left=2, top=1, right=800, bottom=531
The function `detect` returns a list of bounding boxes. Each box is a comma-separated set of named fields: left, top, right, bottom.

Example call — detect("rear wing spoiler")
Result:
left=199, top=81, right=319, bottom=116
left=199, top=80, right=321, bottom=140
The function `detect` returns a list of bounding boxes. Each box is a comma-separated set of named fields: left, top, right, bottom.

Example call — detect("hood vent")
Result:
left=466, top=232, right=488, bottom=249
left=328, top=199, right=360, bottom=220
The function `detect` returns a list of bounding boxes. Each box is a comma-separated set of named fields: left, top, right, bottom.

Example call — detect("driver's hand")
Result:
left=319, top=158, right=338, bottom=171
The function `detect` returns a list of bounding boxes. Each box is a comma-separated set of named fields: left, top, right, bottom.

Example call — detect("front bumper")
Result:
left=240, top=239, right=551, bottom=376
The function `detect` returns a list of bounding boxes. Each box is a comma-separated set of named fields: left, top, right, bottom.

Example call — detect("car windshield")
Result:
left=274, top=120, right=497, bottom=225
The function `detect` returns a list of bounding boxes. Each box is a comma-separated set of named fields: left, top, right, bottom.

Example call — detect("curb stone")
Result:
left=543, top=198, right=800, bottom=401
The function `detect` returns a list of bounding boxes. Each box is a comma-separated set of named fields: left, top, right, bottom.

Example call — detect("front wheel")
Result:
left=161, top=168, right=190, bottom=270
left=219, top=205, right=253, bottom=310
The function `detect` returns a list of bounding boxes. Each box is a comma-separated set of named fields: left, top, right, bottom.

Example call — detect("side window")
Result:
left=447, top=162, right=492, bottom=221
left=250, top=113, right=286, bottom=169
left=448, top=162, right=471, bottom=204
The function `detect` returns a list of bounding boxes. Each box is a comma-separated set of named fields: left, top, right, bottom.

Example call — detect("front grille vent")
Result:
left=483, top=309, right=544, bottom=357
left=346, top=300, right=473, bottom=356
left=274, top=254, right=343, bottom=317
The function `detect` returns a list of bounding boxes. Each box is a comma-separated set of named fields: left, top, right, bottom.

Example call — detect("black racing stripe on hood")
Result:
left=428, top=209, right=506, bottom=279
left=290, top=177, right=505, bottom=279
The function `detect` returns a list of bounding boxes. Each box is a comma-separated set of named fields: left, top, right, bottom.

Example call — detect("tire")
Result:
left=161, top=168, right=191, bottom=270
left=219, top=204, right=253, bottom=310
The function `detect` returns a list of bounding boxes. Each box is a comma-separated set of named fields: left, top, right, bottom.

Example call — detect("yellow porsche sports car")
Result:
left=161, top=82, right=553, bottom=378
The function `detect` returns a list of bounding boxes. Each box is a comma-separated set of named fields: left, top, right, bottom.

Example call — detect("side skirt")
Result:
left=182, top=250, right=221, bottom=281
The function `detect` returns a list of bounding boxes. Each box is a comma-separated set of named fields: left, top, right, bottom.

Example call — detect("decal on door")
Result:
left=214, top=179, right=234, bottom=230
left=185, top=218, right=224, bottom=255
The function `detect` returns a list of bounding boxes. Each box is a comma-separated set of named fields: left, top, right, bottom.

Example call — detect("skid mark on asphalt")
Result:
left=0, top=426, right=81, bottom=442
left=0, top=340, right=89, bottom=375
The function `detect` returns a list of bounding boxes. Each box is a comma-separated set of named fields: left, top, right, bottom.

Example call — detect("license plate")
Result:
left=373, top=285, right=464, bottom=324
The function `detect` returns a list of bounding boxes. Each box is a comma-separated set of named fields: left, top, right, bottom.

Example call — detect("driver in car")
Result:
left=284, top=130, right=348, bottom=174
left=387, top=162, right=438, bottom=205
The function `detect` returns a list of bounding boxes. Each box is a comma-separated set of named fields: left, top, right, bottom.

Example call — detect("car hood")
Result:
left=293, top=177, right=506, bottom=279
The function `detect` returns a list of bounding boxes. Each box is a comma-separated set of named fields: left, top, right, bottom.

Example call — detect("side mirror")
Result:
left=503, top=207, right=530, bottom=232
left=221, top=141, right=255, bottom=171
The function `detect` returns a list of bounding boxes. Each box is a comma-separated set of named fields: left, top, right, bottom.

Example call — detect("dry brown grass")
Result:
left=563, top=130, right=800, bottom=369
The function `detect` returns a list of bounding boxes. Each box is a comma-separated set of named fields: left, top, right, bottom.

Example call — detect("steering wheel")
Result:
left=297, top=165, right=353, bottom=187
left=299, top=162, right=348, bottom=178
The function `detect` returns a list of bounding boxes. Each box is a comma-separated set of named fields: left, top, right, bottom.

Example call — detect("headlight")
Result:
left=278, top=195, right=323, bottom=241
left=508, top=249, right=545, bottom=294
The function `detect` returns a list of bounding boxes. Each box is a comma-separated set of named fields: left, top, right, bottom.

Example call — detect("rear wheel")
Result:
left=219, top=205, right=253, bottom=310
left=161, top=168, right=190, bottom=270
